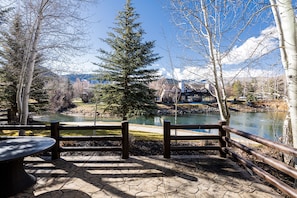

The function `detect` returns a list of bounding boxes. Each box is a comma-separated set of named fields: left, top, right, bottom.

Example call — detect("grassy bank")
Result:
left=0, top=128, right=163, bottom=141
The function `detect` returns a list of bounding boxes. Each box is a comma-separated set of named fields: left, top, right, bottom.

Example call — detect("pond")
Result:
left=129, top=112, right=286, bottom=141
left=34, top=111, right=287, bottom=141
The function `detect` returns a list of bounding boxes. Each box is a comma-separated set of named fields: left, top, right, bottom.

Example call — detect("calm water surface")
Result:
left=34, top=111, right=287, bottom=141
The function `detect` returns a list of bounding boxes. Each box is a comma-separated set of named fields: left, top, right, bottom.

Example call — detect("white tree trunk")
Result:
left=282, top=113, right=293, bottom=164
left=270, top=0, right=297, bottom=186
left=200, top=0, right=230, bottom=123
left=6, top=0, right=88, bottom=135
left=270, top=0, right=297, bottom=148
left=17, top=1, right=45, bottom=135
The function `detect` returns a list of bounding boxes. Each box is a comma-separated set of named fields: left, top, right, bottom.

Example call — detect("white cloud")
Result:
left=157, top=67, right=170, bottom=77
left=159, top=66, right=282, bottom=81
left=222, top=68, right=281, bottom=79
left=173, top=67, right=210, bottom=81
left=222, top=26, right=278, bottom=65
left=159, top=66, right=211, bottom=81
left=159, top=25, right=281, bottom=81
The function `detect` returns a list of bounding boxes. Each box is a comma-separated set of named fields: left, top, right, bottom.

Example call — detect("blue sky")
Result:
left=74, top=0, right=183, bottom=75
left=71, top=0, right=283, bottom=81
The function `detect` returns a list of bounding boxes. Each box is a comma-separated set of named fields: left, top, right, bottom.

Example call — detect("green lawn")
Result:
left=0, top=128, right=163, bottom=141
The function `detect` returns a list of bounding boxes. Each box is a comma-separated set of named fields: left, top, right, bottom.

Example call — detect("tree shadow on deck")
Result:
left=20, top=155, right=281, bottom=197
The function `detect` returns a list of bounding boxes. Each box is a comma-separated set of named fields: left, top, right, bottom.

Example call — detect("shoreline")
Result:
left=61, top=100, right=288, bottom=119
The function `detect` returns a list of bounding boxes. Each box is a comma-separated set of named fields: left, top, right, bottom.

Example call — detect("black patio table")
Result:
left=0, top=136, right=55, bottom=197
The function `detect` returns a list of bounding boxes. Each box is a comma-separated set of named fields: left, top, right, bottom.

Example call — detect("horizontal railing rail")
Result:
left=223, top=126, right=297, bottom=156
left=0, top=125, right=49, bottom=130
left=0, top=109, right=12, bottom=123
left=163, top=120, right=226, bottom=158
left=50, top=121, right=129, bottom=160
left=222, top=125, right=297, bottom=198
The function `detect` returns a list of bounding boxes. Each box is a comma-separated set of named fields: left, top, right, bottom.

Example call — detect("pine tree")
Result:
left=0, top=14, right=25, bottom=117
left=94, top=0, right=161, bottom=120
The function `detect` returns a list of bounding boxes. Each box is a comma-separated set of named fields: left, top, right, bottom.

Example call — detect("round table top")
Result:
left=0, top=136, right=55, bottom=162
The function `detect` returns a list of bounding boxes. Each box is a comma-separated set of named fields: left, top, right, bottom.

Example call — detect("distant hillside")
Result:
left=63, top=74, right=99, bottom=84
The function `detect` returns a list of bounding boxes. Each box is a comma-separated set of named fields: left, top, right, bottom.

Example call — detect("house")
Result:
left=150, top=78, right=215, bottom=104
left=179, top=81, right=215, bottom=103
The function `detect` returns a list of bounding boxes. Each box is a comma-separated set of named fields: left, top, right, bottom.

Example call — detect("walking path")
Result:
left=61, top=121, right=206, bottom=135
left=13, top=155, right=283, bottom=198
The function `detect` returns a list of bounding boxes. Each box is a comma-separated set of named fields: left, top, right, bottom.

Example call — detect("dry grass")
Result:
left=0, top=128, right=163, bottom=141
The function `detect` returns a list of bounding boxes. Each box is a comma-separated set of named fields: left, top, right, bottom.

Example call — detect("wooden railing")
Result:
left=0, top=109, right=11, bottom=124
left=222, top=125, right=297, bottom=198
left=163, top=120, right=297, bottom=197
left=50, top=121, right=129, bottom=159
left=0, top=121, right=129, bottom=159
left=1, top=120, right=297, bottom=196
left=163, top=120, right=227, bottom=158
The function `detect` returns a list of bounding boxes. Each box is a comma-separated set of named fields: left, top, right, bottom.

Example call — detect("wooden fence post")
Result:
left=163, top=121, right=171, bottom=158
left=7, top=109, right=11, bottom=124
left=122, top=121, right=129, bottom=159
left=51, top=122, right=60, bottom=160
left=219, top=121, right=227, bottom=158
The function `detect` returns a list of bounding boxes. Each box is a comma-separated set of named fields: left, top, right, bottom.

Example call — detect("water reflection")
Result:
left=34, top=111, right=286, bottom=141
left=230, top=112, right=286, bottom=141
